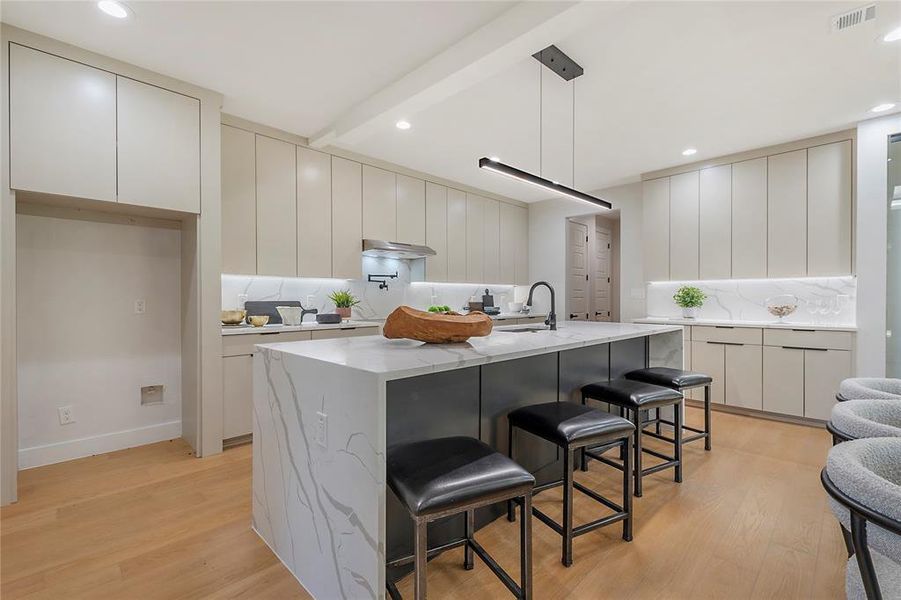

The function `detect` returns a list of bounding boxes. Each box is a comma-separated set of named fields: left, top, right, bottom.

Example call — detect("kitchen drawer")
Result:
left=222, top=331, right=312, bottom=356
left=691, top=325, right=762, bottom=345
left=517, top=316, right=548, bottom=325
left=763, top=328, right=853, bottom=351
left=311, top=326, right=379, bottom=340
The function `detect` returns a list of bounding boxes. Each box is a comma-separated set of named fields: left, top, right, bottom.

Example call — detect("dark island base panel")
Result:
left=385, top=337, right=647, bottom=576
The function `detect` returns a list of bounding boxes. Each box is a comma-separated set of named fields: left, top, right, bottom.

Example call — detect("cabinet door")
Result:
left=482, top=198, right=500, bottom=283
left=514, top=205, right=529, bottom=285
left=331, top=157, right=363, bottom=279
left=804, top=349, right=851, bottom=420
left=255, top=135, right=296, bottom=276
left=466, top=194, right=485, bottom=283
left=223, top=355, right=253, bottom=439
left=725, top=344, right=762, bottom=410
left=447, top=189, right=468, bottom=282
left=762, top=346, right=804, bottom=416
left=362, top=165, right=396, bottom=241
left=425, top=183, right=448, bottom=282
left=767, top=149, right=807, bottom=277
left=699, top=164, right=732, bottom=279
left=642, top=178, right=670, bottom=281
left=669, top=171, right=699, bottom=280
left=117, top=77, right=200, bottom=212
left=731, top=158, right=767, bottom=278
left=297, top=147, right=332, bottom=278
left=396, top=175, right=426, bottom=245
left=221, top=125, right=257, bottom=274
left=499, top=203, right=517, bottom=284
left=9, top=44, right=117, bottom=201
left=690, top=341, right=725, bottom=404
left=808, top=141, right=852, bottom=276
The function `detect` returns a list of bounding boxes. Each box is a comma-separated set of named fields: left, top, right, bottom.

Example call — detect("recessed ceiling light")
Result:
left=884, top=25, right=901, bottom=42
left=395, top=120, right=411, bottom=130
left=97, top=0, right=130, bottom=18
left=682, top=148, right=697, bottom=156
left=870, top=103, right=896, bottom=113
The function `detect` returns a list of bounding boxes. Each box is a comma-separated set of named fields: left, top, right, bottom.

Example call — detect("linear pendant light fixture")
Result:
left=478, top=45, right=611, bottom=210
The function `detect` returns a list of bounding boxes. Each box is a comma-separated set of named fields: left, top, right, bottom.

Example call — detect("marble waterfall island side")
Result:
left=252, top=321, right=682, bottom=599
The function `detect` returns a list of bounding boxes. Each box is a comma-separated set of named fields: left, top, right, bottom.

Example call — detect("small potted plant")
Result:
left=673, top=285, right=706, bottom=319
left=328, top=290, right=360, bottom=321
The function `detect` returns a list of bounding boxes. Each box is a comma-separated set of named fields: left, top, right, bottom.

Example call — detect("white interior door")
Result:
left=593, top=226, right=612, bottom=321
left=566, top=220, right=589, bottom=320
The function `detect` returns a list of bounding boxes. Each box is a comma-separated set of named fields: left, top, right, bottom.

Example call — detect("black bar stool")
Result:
left=625, top=367, right=713, bottom=450
left=385, top=436, right=535, bottom=600
left=581, top=380, right=683, bottom=497
left=506, top=402, right=634, bottom=567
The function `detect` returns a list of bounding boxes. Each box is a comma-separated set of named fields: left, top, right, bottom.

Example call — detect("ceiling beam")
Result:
left=308, top=1, right=617, bottom=149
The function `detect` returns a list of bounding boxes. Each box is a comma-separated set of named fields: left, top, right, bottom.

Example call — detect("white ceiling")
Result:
left=3, top=1, right=900, bottom=202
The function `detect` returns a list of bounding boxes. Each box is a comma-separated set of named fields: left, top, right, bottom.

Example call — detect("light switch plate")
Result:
left=141, top=385, right=164, bottom=405
left=58, top=405, right=75, bottom=425
left=134, top=299, right=146, bottom=314
left=316, top=411, right=328, bottom=448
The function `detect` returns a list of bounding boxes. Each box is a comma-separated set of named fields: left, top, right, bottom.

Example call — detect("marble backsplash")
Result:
left=222, top=257, right=525, bottom=320
left=645, top=276, right=857, bottom=326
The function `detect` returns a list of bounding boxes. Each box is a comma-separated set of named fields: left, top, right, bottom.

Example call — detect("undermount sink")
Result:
left=500, top=326, right=548, bottom=333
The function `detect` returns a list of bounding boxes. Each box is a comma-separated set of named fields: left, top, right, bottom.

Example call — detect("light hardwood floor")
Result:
left=1, top=407, right=844, bottom=599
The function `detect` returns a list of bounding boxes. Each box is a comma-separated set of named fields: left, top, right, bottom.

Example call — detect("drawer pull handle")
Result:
left=707, top=341, right=744, bottom=346
left=260, top=332, right=280, bottom=335
left=783, top=346, right=828, bottom=351
left=790, top=328, right=816, bottom=332
left=715, top=326, right=735, bottom=329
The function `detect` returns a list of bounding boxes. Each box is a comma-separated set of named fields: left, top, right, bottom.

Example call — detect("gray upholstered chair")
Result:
left=823, top=438, right=901, bottom=600
left=837, top=378, right=901, bottom=402
left=829, top=400, right=901, bottom=443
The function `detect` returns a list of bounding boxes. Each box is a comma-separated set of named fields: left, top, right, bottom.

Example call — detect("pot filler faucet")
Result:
left=526, top=281, right=557, bottom=330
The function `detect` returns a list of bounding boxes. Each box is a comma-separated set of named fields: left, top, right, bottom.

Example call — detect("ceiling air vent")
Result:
left=831, top=4, right=876, bottom=32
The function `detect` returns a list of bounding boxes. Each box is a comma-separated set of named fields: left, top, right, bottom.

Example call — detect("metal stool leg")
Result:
left=622, top=434, right=633, bottom=541
left=619, top=406, right=627, bottom=460
left=674, top=401, right=683, bottom=483
left=655, top=407, right=661, bottom=434
left=507, top=421, right=516, bottom=523
left=704, top=384, right=712, bottom=451
left=414, top=519, right=428, bottom=600
left=464, top=510, right=474, bottom=570
left=562, top=447, right=574, bottom=567
left=631, top=408, right=643, bottom=497
left=520, top=493, right=533, bottom=599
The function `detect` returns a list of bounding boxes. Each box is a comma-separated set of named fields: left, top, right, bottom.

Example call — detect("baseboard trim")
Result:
left=18, top=420, right=182, bottom=469
left=685, top=399, right=826, bottom=429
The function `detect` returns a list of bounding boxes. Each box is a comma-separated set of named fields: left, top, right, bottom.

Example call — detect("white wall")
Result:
left=529, top=182, right=644, bottom=321
left=856, top=113, right=901, bottom=376
left=16, top=206, right=182, bottom=468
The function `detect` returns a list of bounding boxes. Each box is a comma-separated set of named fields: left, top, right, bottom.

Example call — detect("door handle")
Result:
left=569, top=313, right=579, bottom=319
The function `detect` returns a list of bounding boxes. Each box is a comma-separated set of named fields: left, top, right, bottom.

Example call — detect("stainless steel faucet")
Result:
left=526, top=281, right=557, bottom=330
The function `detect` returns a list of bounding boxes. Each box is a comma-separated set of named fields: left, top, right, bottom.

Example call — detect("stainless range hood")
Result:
left=362, top=239, right=436, bottom=260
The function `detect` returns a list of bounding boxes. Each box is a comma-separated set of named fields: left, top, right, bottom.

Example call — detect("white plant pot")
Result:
left=682, top=307, right=700, bottom=319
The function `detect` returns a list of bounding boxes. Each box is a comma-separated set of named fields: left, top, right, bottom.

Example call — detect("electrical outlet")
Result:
left=306, top=294, right=315, bottom=307
left=316, top=411, right=328, bottom=448
left=134, top=299, right=146, bottom=314
left=58, top=405, right=76, bottom=425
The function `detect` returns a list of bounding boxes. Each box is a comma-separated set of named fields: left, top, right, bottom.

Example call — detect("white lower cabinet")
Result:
left=724, top=344, right=762, bottom=410
left=223, top=355, right=254, bottom=439
left=803, top=349, right=851, bottom=421
left=690, top=341, right=725, bottom=404
left=762, top=346, right=804, bottom=417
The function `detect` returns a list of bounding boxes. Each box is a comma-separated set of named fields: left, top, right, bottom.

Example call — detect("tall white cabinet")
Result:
left=297, top=147, right=333, bottom=278
left=767, top=149, right=807, bottom=278
left=425, top=183, right=448, bottom=281
left=362, top=165, right=397, bottom=242
left=731, top=158, right=768, bottom=278
left=396, top=175, right=426, bottom=245
left=642, top=177, right=670, bottom=281
left=255, top=135, right=297, bottom=277
left=669, top=171, right=699, bottom=281
left=221, top=125, right=257, bottom=275
left=332, top=157, right=363, bottom=280
left=807, top=141, right=852, bottom=276
left=466, top=194, right=485, bottom=283
left=699, top=164, right=732, bottom=279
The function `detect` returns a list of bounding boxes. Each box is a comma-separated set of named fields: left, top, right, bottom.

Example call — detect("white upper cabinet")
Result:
left=767, top=149, right=807, bottom=277
left=331, top=157, right=363, bottom=280
left=642, top=178, right=670, bottom=282
left=669, top=171, right=699, bottom=280
left=482, top=198, right=500, bottom=284
left=9, top=44, right=117, bottom=202
left=255, top=135, right=296, bottom=277
left=221, top=125, right=256, bottom=275
left=499, top=203, right=518, bottom=284
left=117, top=77, right=200, bottom=213
left=425, top=183, right=448, bottom=282
left=808, top=141, right=852, bottom=276
left=362, top=165, right=396, bottom=241
left=699, top=164, right=732, bottom=279
left=466, top=194, right=485, bottom=283
left=396, top=175, right=426, bottom=245
left=514, top=205, right=529, bottom=285
left=297, top=147, right=332, bottom=278
left=731, top=157, right=768, bottom=278
left=446, top=189, right=468, bottom=282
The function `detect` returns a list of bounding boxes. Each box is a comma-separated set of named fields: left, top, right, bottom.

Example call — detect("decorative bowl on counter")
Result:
left=316, top=313, right=342, bottom=324
left=766, top=294, right=798, bottom=321
left=383, top=306, right=493, bottom=343
left=248, top=315, right=270, bottom=327
left=507, top=301, right=524, bottom=313
left=276, top=306, right=304, bottom=326
left=221, top=309, right=246, bottom=325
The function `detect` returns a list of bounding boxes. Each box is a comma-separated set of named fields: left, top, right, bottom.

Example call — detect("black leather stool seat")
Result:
left=508, top=402, right=634, bottom=447
left=582, top=379, right=682, bottom=410
left=625, top=367, right=712, bottom=389
left=387, top=436, right=534, bottom=518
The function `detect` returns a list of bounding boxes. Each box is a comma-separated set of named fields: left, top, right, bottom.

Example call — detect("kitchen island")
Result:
left=251, top=321, right=682, bottom=599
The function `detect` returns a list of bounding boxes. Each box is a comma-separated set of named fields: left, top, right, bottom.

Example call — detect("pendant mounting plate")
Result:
left=532, top=45, right=583, bottom=81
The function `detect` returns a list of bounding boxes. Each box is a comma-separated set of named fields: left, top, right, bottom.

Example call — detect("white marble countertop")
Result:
left=257, top=321, right=682, bottom=381
left=634, top=316, right=857, bottom=332
left=221, top=320, right=381, bottom=336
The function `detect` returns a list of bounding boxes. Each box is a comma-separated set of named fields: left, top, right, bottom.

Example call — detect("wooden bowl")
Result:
left=248, top=315, right=270, bottom=327
left=383, top=306, right=493, bottom=343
